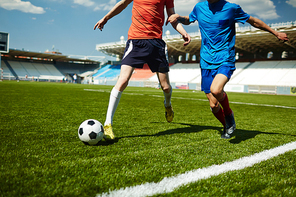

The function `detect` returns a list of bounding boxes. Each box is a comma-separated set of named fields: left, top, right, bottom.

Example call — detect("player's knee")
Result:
left=210, top=87, right=223, bottom=99
left=161, top=84, right=171, bottom=93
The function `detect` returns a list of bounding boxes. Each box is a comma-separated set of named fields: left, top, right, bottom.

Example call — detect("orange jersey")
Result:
left=128, top=0, right=174, bottom=40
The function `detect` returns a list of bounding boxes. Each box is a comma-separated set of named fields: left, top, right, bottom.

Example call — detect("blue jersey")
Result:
left=189, top=0, right=250, bottom=69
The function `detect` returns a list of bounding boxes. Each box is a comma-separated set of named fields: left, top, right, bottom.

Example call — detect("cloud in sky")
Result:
left=71, top=0, right=283, bottom=20
left=0, top=0, right=45, bottom=14
left=229, top=0, right=279, bottom=20
left=73, top=0, right=95, bottom=7
left=94, top=0, right=117, bottom=11
left=174, top=0, right=279, bottom=20
left=72, top=0, right=116, bottom=11
left=1, top=0, right=281, bottom=20
left=174, top=0, right=200, bottom=15
left=286, top=0, right=296, bottom=7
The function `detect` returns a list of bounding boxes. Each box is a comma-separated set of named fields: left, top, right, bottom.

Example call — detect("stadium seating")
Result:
left=32, top=63, right=53, bottom=75
left=96, top=61, right=295, bottom=88
left=147, top=63, right=201, bottom=83
left=102, top=65, right=121, bottom=79
left=90, top=60, right=296, bottom=84
left=1, top=60, right=14, bottom=78
left=92, top=64, right=114, bottom=78
left=228, top=60, right=296, bottom=86
left=5, top=60, right=64, bottom=80
left=170, top=63, right=199, bottom=69
left=130, top=64, right=155, bottom=80
left=93, top=64, right=121, bottom=80
left=130, top=69, right=155, bottom=80
left=3, top=58, right=296, bottom=95
left=8, top=61, right=28, bottom=77
left=259, top=60, right=296, bottom=86
left=19, top=62, right=41, bottom=77
left=276, top=61, right=296, bottom=86
left=54, top=61, right=99, bottom=77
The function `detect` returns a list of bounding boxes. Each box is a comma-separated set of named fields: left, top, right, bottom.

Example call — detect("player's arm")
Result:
left=166, top=8, right=191, bottom=46
left=94, top=0, right=133, bottom=31
left=247, top=16, right=289, bottom=42
left=167, top=14, right=191, bottom=25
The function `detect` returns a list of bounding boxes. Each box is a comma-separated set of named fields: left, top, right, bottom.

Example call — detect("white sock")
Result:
left=104, top=87, right=122, bottom=126
left=163, top=86, right=172, bottom=107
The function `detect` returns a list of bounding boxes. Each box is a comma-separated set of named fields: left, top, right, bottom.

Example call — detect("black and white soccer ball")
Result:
left=78, top=119, right=104, bottom=145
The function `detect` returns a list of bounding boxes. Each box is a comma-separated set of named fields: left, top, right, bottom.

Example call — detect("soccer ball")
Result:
left=78, top=119, right=104, bottom=145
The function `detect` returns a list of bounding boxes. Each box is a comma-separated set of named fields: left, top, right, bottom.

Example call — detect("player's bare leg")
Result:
left=210, top=74, right=228, bottom=99
left=157, top=72, right=174, bottom=122
left=206, top=92, right=224, bottom=122
left=104, top=65, right=134, bottom=139
left=209, top=74, right=236, bottom=138
left=114, top=65, right=135, bottom=92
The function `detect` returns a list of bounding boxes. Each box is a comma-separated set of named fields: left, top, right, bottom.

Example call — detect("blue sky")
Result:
left=0, top=0, right=296, bottom=61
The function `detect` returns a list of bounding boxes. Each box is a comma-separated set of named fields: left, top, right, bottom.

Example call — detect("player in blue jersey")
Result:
left=167, top=0, right=289, bottom=138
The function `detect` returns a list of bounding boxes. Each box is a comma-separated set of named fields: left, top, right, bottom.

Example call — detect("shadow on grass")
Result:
left=94, top=123, right=218, bottom=146
left=115, top=122, right=296, bottom=145
left=156, top=122, right=221, bottom=136
left=118, top=122, right=221, bottom=139
left=229, top=129, right=296, bottom=144
left=96, top=139, right=119, bottom=146
left=229, top=129, right=278, bottom=144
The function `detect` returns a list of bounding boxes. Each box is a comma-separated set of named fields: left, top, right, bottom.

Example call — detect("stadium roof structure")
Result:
left=2, top=49, right=100, bottom=64
left=96, top=21, right=296, bottom=60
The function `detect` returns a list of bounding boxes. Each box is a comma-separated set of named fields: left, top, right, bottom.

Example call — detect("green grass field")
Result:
left=1, top=81, right=296, bottom=197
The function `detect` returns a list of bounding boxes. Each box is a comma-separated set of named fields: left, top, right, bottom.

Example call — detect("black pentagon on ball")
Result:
left=88, top=120, right=95, bottom=126
left=89, top=131, right=97, bottom=139
left=79, top=128, right=83, bottom=135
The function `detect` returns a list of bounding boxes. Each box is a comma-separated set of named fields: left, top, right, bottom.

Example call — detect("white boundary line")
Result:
left=84, top=89, right=296, bottom=110
left=86, top=88, right=296, bottom=196
left=97, top=141, right=296, bottom=197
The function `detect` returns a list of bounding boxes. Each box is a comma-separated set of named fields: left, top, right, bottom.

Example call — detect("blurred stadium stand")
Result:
left=93, top=64, right=121, bottom=80
left=0, top=49, right=100, bottom=82
left=130, top=64, right=155, bottom=81
left=1, top=21, right=295, bottom=95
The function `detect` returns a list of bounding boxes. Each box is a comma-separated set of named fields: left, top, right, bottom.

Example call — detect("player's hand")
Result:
left=166, top=14, right=180, bottom=26
left=94, top=18, right=107, bottom=31
left=183, top=33, right=191, bottom=46
left=277, top=32, right=289, bottom=42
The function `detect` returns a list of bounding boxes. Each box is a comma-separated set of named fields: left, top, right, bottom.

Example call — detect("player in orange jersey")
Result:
left=94, top=0, right=191, bottom=139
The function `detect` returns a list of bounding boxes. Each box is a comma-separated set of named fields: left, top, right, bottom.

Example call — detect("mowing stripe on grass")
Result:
left=84, top=89, right=296, bottom=110
left=97, top=141, right=296, bottom=197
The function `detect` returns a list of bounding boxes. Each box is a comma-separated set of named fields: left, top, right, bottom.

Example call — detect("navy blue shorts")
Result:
left=201, top=63, right=236, bottom=94
left=121, top=39, right=169, bottom=73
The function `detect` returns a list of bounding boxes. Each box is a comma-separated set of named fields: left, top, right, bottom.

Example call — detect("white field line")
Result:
left=84, top=89, right=296, bottom=110
left=97, top=141, right=296, bottom=197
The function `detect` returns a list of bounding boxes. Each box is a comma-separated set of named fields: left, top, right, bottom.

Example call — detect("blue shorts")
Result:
left=201, top=63, right=236, bottom=94
left=121, top=39, right=169, bottom=73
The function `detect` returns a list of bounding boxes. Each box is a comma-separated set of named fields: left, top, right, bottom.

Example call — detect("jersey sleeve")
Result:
left=189, top=5, right=198, bottom=23
left=234, top=5, right=250, bottom=24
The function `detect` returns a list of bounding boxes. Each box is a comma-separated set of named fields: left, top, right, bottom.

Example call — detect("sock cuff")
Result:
left=111, top=87, right=122, bottom=99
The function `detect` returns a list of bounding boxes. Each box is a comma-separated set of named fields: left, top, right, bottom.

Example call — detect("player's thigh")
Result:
left=210, top=74, right=228, bottom=96
left=115, top=65, right=134, bottom=91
